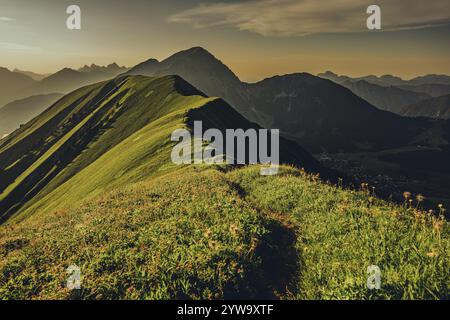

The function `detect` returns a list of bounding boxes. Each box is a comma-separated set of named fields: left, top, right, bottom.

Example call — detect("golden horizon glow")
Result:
left=1, top=0, right=449, bottom=81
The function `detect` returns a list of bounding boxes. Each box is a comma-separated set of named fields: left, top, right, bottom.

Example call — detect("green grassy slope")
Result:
left=0, top=165, right=448, bottom=299
left=0, top=75, right=319, bottom=223
left=228, top=166, right=449, bottom=299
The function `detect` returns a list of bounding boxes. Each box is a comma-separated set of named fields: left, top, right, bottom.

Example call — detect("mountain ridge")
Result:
left=123, top=47, right=447, bottom=153
left=0, top=74, right=322, bottom=223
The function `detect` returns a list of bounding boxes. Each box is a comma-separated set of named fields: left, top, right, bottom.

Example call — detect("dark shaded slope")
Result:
left=242, top=74, right=430, bottom=153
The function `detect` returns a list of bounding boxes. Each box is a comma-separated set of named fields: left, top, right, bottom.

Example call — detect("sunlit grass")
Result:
left=228, top=166, right=449, bottom=300
left=1, top=165, right=448, bottom=300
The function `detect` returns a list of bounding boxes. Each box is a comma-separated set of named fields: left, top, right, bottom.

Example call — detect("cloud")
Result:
left=169, top=0, right=450, bottom=36
left=0, top=42, right=41, bottom=52
left=0, top=17, right=15, bottom=22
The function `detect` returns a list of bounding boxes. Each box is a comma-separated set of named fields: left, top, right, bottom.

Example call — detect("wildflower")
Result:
left=208, top=240, right=219, bottom=250
left=426, top=252, right=437, bottom=258
left=403, top=192, right=412, bottom=200
left=433, top=219, right=444, bottom=232
left=203, top=228, right=212, bottom=238
left=229, top=224, right=239, bottom=236
left=416, top=194, right=425, bottom=203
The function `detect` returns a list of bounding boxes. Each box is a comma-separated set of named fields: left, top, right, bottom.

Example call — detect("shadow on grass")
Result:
left=224, top=218, right=300, bottom=300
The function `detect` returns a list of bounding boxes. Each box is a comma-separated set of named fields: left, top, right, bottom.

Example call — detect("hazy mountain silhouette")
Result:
left=409, top=75, right=450, bottom=86
left=401, top=94, right=450, bottom=119
left=340, top=80, right=431, bottom=114
left=0, top=67, right=36, bottom=106
left=13, top=68, right=51, bottom=81
left=0, top=65, right=128, bottom=106
left=318, top=71, right=404, bottom=87
left=21, top=68, right=117, bottom=97
left=319, top=71, right=450, bottom=87
left=78, top=63, right=128, bottom=74
left=0, top=93, right=63, bottom=137
left=318, top=71, right=352, bottom=84
left=319, top=71, right=450, bottom=97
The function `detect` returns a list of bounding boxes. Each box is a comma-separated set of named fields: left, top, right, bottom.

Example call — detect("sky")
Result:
left=0, top=0, right=449, bottom=82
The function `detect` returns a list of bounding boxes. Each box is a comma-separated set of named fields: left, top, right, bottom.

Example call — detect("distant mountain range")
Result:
left=123, top=47, right=448, bottom=153
left=0, top=67, right=36, bottom=106
left=13, top=68, right=51, bottom=81
left=78, top=63, right=128, bottom=74
left=0, top=64, right=130, bottom=137
left=319, top=71, right=450, bottom=87
left=0, top=93, right=63, bottom=138
left=339, top=80, right=431, bottom=114
left=319, top=71, right=450, bottom=119
left=21, top=67, right=119, bottom=97
left=0, top=64, right=128, bottom=112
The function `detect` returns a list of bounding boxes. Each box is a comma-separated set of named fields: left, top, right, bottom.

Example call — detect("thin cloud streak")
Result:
left=0, top=16, right=15, bottom=22
left=169, top=0, right=450, bottom=36
left=0, top=42, right=41, bottom=52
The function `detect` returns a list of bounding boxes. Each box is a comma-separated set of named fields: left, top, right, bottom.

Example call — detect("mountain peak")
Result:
left=0, top=67, right=11, bottom=74
left=165, top=46, right=219, bottom=63
left=126, top=47, right=241, bottom=88
left=258, top=72, right=322, bottom=85
left=142, top=58, right=159, bottom=65
left=321, top=71, right=338, bottom=76
left=184, top=46, right=212, bottom=55
left=55, top=67, right=78, bottom=75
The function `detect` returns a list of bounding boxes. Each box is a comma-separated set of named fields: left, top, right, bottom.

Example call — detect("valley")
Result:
left=319, top=146, right=450, bottom=216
